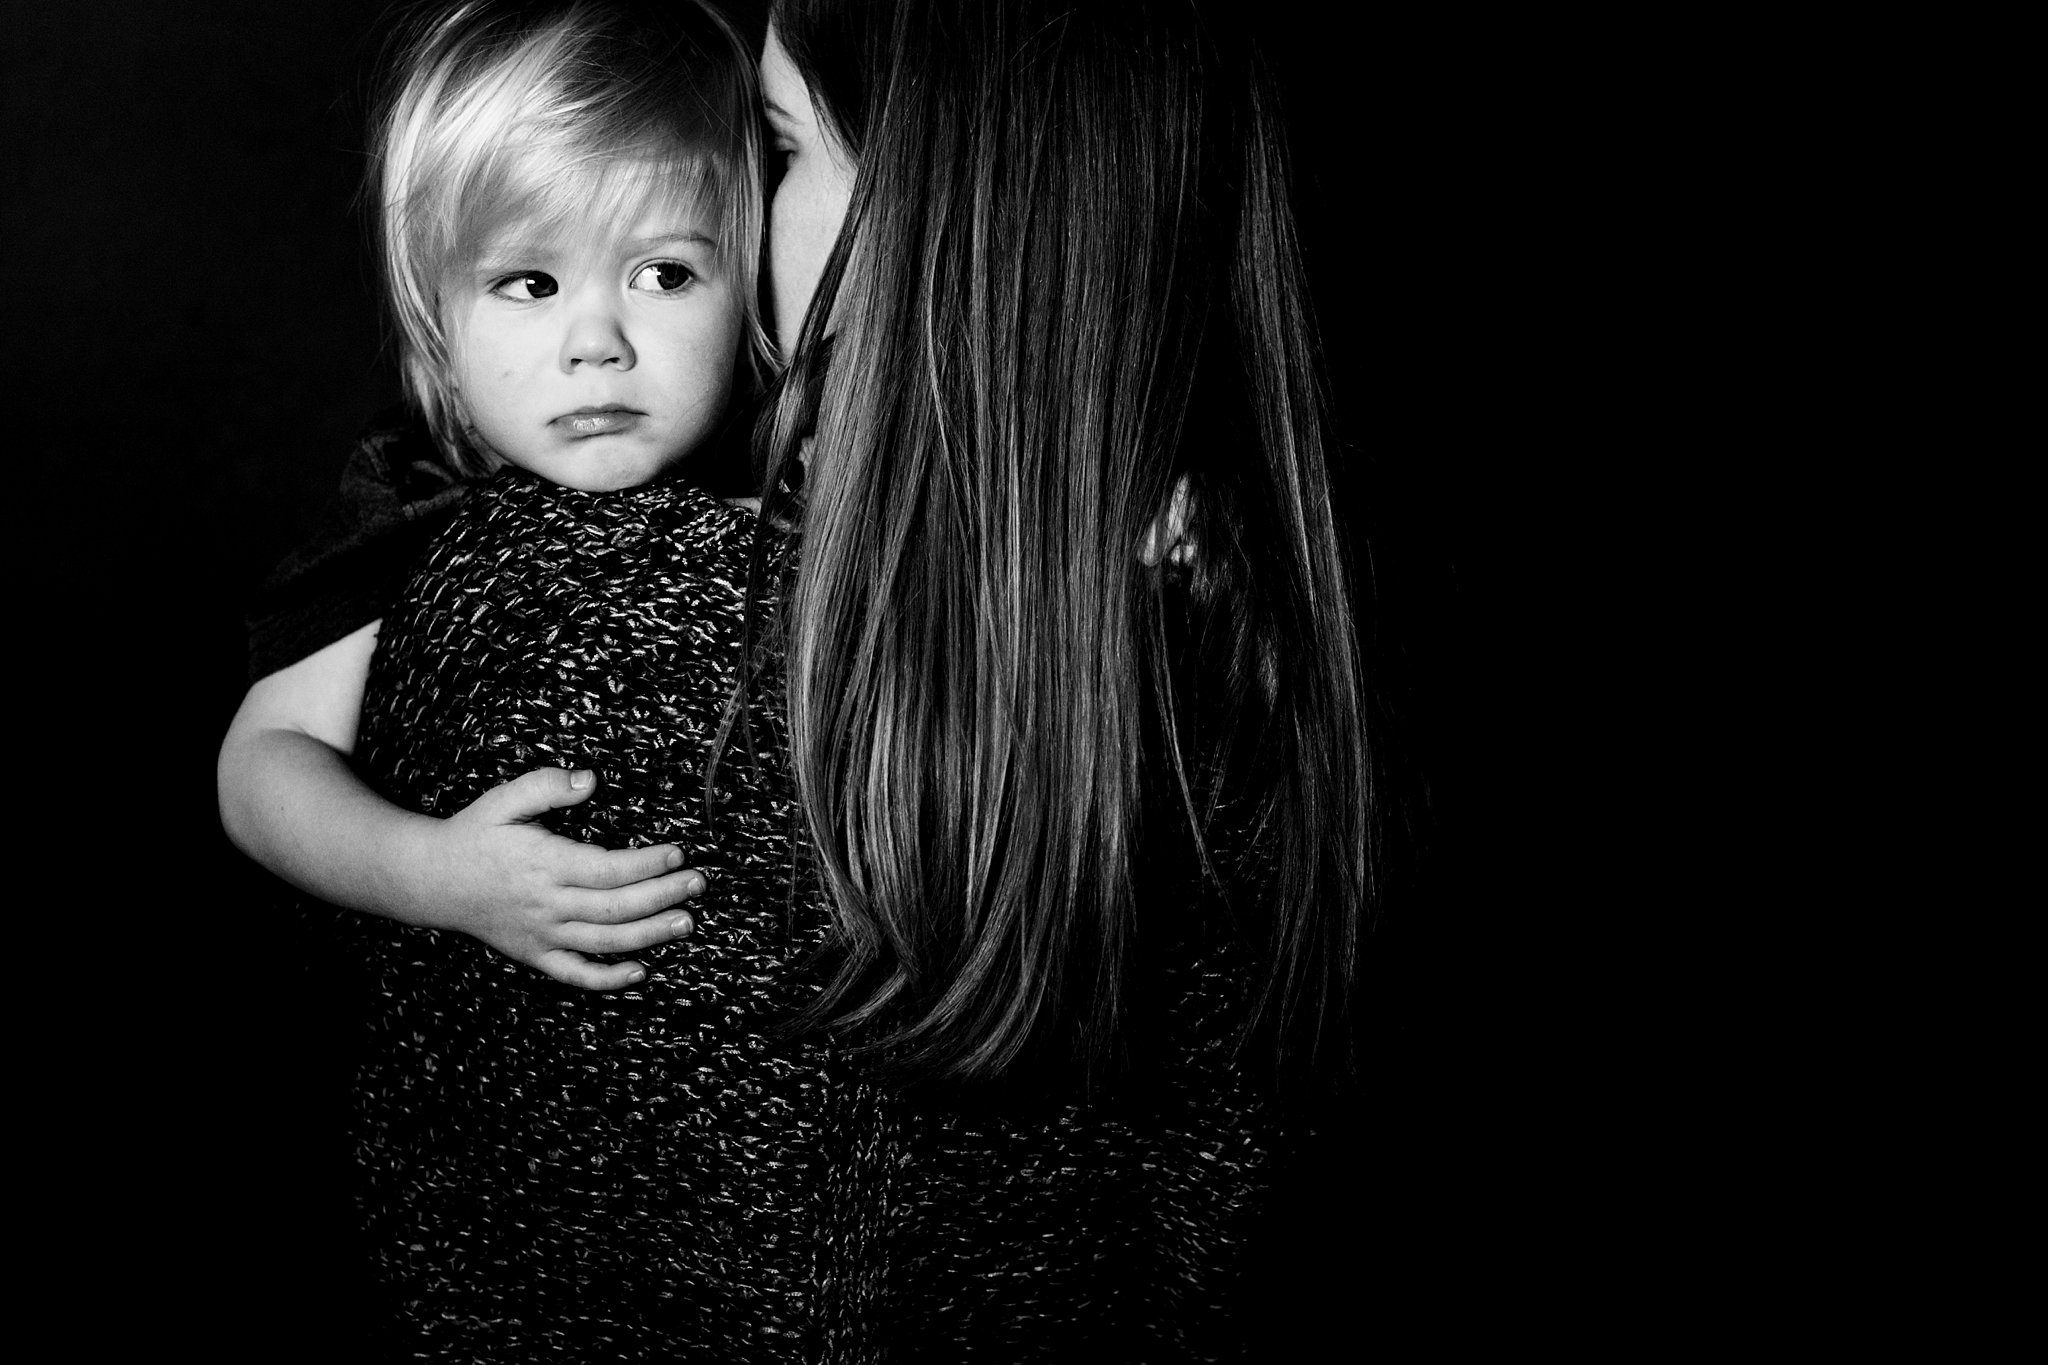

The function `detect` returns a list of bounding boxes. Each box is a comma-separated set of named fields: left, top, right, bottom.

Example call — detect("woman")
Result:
left=753, top=0, right=1368, bottom=1086
left=749, top=12, right=1373, bottom=1353
left=223, top=0, right=1375, bottom=1357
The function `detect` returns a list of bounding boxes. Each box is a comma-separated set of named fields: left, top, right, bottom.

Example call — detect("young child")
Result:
left=220, top=0, right=776, bottom=993
left=219, top=3, right=843, bottom=1351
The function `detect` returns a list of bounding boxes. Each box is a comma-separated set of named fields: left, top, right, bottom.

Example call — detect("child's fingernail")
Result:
left=569, top=769, right=594, bottom=790
left=626, top=966, right=647, bottom=983
left=669, top=915, right=694, bottom=938
left=665, top=847, right=683, bottom=869
left=685, top=873, right=706, bottom=895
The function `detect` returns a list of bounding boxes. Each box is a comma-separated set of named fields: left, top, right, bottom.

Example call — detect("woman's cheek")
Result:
left=768, top=187, right=814, bottom=350
left=768, top=157, right=855, bottom=352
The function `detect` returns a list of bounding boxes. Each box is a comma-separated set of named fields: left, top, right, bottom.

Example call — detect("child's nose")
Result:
left=560, top=302, right=636, bottom=372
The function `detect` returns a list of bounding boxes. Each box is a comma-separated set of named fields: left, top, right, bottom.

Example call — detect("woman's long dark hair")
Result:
left=755, top=0, right=1373, bottom=1082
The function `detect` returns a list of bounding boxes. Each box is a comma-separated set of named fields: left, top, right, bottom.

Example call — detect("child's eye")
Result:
left=492, top=271, right=559, bottom=301
left=631, top=261, right=695, bottom=294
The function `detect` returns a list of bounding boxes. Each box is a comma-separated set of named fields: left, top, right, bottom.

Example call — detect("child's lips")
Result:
left=554, top=407, right=644, bottom=438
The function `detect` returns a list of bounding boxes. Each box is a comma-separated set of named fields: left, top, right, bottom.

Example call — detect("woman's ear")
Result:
left=1138, top=474, right=1193, bottom=567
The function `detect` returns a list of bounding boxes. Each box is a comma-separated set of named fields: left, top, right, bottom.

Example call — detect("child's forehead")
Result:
left=474, top=208, right=714, bottom=260
left=467, top=155, right=720, bottom=259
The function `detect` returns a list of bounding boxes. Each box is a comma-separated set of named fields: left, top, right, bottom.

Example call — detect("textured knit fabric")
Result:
left=337, top=465, right=1288, bottom=1363
left=344, top=467, right=829, bottom=1361
left=246, top=404, right=761, bottom=683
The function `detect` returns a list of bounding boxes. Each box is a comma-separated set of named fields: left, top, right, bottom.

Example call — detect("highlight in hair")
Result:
left=757, top=0, right=1375, bottom=1084
left=372, top=0, right=771, bottom=472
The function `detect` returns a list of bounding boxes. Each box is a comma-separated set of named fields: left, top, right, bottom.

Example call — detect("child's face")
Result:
left=447, top=195, right=741, bottom=492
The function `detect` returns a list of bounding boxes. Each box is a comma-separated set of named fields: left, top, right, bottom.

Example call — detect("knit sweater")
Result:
left=309, top=461, right=1290, bottom=1362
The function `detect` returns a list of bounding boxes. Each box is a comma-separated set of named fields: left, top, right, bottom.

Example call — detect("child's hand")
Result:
left=427, top=767, right=707, bottom=991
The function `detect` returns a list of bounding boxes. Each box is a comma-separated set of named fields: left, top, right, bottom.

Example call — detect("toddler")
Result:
left=216, top=4, right=835, bottom=1352
left=219, top=0, right=776, bottom=992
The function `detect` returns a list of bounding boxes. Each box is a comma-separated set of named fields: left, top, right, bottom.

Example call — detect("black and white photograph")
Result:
left=6, top=1, right=1608, bottom=1358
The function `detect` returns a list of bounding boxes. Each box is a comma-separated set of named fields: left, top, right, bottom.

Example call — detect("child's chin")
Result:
left=523, top=448, right=684, bottom=493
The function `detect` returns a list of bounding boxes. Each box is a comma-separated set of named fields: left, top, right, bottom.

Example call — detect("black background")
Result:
left=4, top=0, right=1643, bottom=1356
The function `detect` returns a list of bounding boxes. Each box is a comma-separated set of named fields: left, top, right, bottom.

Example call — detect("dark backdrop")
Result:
left=3, top=1, right=1619, bottom=1356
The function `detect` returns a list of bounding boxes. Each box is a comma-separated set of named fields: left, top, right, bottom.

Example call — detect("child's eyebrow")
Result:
left=762, top=99, right=795, bottom=125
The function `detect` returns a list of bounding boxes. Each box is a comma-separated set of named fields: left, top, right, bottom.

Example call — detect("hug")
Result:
left=219, top=1, right=1376, bottom=1358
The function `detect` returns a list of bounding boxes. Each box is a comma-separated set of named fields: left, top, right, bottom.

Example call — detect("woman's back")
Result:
left=339, top=461, right=1306, bottom=1361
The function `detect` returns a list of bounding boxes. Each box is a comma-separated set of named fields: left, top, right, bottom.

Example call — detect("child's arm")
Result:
left=217, top=620, right=704, bottom=990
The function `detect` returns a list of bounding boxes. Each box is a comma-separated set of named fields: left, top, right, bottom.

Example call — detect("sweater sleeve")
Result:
left=245, top=413, right=470, bottom=682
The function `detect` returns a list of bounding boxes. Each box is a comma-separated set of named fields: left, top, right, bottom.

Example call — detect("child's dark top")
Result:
left=245, top=405, right=761, bottom=682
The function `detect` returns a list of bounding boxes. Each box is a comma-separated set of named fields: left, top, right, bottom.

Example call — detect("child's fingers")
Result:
left=468, top=766, right=602, bottom=824
left=556, top=910, right=694, bottom=958
left=563, top=870, right=706, bottom=924
left=533, top=948, right=647, bottom=992
left=564, top=841, right=694, bottom=890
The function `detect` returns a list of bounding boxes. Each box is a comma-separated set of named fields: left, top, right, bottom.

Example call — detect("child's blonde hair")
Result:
left=374, top=0, right=770, bottom=473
